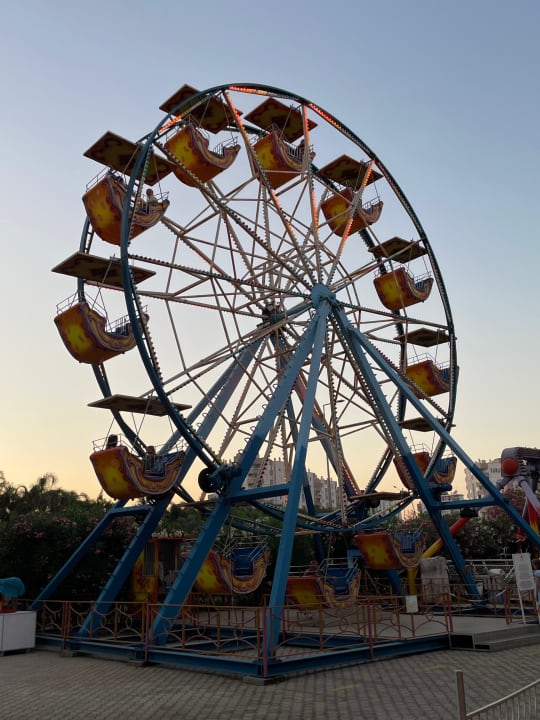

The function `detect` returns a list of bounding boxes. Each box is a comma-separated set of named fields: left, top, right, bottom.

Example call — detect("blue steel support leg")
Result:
left=341, top=308, right=540, bottom=549
left=332, top=305, right=478, bottom=592
left=31, top=500, right=128, bottom=610
left=274, top=334, right=325, bottom=560
left=151, top=494, right=234, bottom=644
left=152, top=310, right=323, bottom=642
left=334, top=305, right=540, bottom=591
left=77, top=495, right=172, bottom=637
left=267, top=297, right=330, bottom=648
left=281, top=392, right=325, bottom=562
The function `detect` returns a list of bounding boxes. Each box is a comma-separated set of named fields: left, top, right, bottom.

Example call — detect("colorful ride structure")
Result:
left=501, top=447, right=540, bottom=538
left=35, top=83, right=540, bottom=678
left=90, top=436, right=186, bottom=500
left=54, top=297, right=137, bottom=365
left=164, top=122, right=240, bottom=186
left=130, top=536, right=270, bottom=603
left=83, top=170, right=170, bottom=246
left=189, top=545, right=271, bottom=597
left=286, top=561, right=361, bottom=609
left=394, top=446, right=457, bottom=491
left=354, top=530, right=425, bottom=571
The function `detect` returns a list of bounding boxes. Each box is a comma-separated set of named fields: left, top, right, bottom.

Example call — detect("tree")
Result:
left=0, top=475, right=134, bottom=599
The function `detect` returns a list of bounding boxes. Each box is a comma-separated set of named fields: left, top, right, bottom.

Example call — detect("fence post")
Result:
left=455, top=670, right=468, bottom=720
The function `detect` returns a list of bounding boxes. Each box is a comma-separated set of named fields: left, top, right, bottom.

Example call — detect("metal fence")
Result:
left=35, top=594, right=453, bottom=661
left=456, top=670, right=540, bottom=719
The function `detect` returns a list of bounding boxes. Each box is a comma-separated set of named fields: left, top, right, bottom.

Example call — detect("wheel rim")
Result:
left=82, top=83, right=457, bottom=515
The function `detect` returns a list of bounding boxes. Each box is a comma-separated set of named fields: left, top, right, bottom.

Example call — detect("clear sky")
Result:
left=1, top=0, right=539, bottom=500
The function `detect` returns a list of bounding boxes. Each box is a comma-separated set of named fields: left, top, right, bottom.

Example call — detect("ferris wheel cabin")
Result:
left=90, top=439, right=186, bottom=500
left=82, top=132, right=174, bottom=245
left=163, top=123, right=241, bottom=186
left=54, top=299, right=137, bottom=364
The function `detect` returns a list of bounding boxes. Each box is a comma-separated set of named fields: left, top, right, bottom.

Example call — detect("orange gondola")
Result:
left=354, top=531, right=425, bottom=570
left=164, top=123, right=240, bottom=186
left=54, top=300, right=137, bottom=364
left=405, top=358, right=450, bottom=397
left=190, top=547, right=270, bottom=596
left=374, top=267, right=433, bottom=311
left=394, top=450, right=457, bottom=489
left=82, top=172, right=169, bottom=246
left=90, top=443, right=185, bottom=500
left=252, top=130, right=305, bottom=189
left=321, top=188, right=383, bottom=237
left=286, top=564, right=360, bottom=609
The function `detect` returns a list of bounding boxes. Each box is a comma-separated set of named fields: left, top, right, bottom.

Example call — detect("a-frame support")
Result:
left=31, top=495, right=172, bottom=638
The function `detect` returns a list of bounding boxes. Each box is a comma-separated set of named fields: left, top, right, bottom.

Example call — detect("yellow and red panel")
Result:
left=321, top=188, right=383, bottom=237
left=373, top=268, right=433, bottom=311
left=83, top=175, right=168, bottom=246
left=55, top=302, right=136, bottom=364
left=355, top=532, right=402, bottom=570
left=90, top=447, right=184, bottom=500
left=165, top=125, right=239, bottom=186
left=286, top=576, right=323, bottom=609
left=253, top=131, right=303, bottom=189
left=405, top=359, right=449, bottom=397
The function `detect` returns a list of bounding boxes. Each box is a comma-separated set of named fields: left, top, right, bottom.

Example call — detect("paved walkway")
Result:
left=2, top=645, right=540, bottom=720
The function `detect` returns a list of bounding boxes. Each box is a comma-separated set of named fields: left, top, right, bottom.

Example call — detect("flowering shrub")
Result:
left=0, top=476, right=136, bottom=599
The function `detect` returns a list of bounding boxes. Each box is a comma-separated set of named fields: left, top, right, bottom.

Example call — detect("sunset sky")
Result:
left=2, top=0, right=539, bottom=500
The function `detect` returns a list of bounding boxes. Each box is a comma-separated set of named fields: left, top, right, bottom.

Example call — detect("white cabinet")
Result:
left=0, top=611, right=36, bottom=654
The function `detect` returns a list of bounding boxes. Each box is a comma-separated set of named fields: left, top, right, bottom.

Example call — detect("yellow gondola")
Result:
left=188, top=547, right=270, bottom=596
left=164, top=123, right=240, bottom=186
left=394, top=450, right=431, bottom=490
left=354, top=531, right=425, bottom=570
left=82, top=172, right=169, bottom=246
left=321, top=188, right=383, bottom=237
left=394, top=450, right=457, bottom=489
left=54, top=301, right=137, bottom=364
left=90, top=444, right=185, bottom=500
left=252, top=130, right=305, bottom=189
left=405, top=358, right=450, bottom=397
left=286, top=565, right=361, bottom=609
left=373, top=267, right=433, bottom=310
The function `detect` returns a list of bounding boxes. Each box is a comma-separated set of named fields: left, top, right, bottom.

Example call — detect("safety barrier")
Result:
left=34, top=594, right=452, bottom=662
left=456, top=671, right=540, bottom=719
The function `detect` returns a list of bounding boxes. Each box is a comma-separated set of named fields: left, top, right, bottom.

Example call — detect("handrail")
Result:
left=456, top=670, right=540, bottom=719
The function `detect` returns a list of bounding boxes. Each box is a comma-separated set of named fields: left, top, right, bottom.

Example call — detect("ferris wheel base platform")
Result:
left=34, top=605, right=533, bottom=680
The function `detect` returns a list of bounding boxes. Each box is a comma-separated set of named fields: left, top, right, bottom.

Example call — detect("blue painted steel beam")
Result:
left=152, top=308, right=324, bottom=642
left=31, top=500, right=129, bottom=610
left=238, top=484, right=291, bottom=501
left=36, top=631, right=450, bottom=678
left=272, top=334, right=326, bottom=560
left=76, top=495, right=172, bottom=637
left=267, top=292, right=330, bottom=647
left=331, top=304, right=479, bottom=592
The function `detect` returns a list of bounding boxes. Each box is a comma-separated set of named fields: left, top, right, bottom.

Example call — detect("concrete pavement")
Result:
left=2, top=645, right=540, bottom=719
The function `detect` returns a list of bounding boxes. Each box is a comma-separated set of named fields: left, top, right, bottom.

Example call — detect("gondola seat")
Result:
left=374, top=267, right=433, bottom=311
left=321, top=187, right=383, bottom=237
left=54, top=301, right=136, bottom=364
left=83, top=173, right=169, bottom=246
left=164, top=123, right=240, bottom=186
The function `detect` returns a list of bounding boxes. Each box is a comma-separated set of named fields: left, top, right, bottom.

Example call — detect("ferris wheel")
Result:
left=54, top=83, right=458, bottom=518
left=44, top=83, right=540, bottom=663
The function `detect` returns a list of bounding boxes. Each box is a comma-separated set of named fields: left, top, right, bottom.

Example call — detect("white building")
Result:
left=440, top=490, right=465, bottom=515
left=415, top=490, right=465, bottom=516
left=240, top=455, right=339, bottom=510
left=464, top=458, right=502, bottom=500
